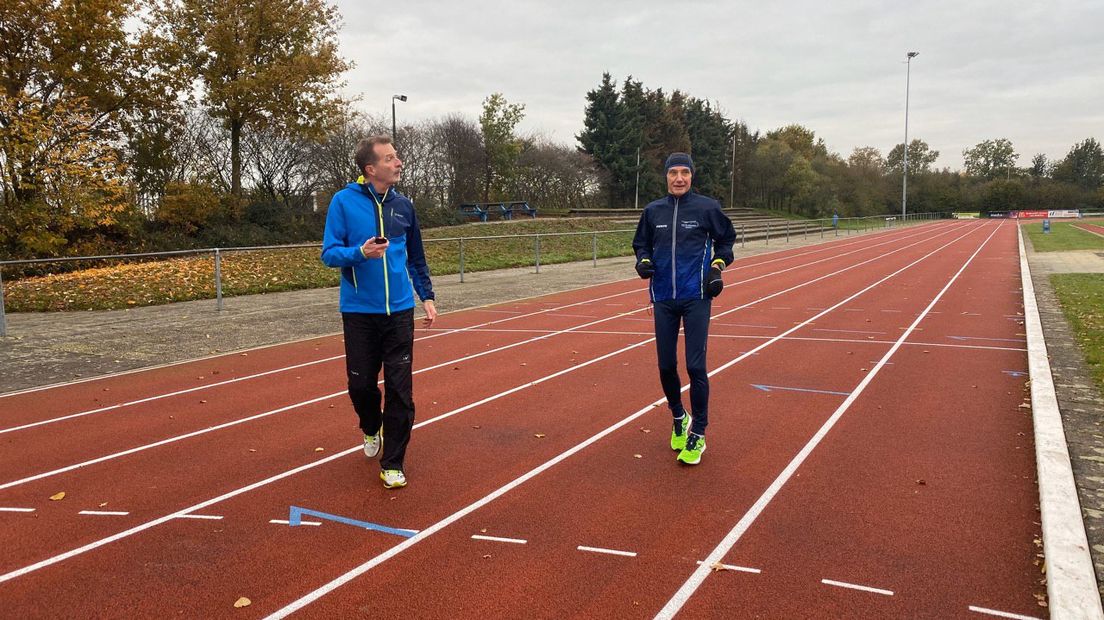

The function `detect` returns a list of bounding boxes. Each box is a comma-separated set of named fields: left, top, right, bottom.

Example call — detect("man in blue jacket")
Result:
left=632, top=152, right=736, bottom=465
left=322, top=135, right=437, bottom=489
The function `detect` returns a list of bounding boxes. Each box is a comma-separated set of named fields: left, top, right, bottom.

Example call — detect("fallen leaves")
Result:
left=533, top=434, right=546, bottom=439
left=49, top=492, right=65, bottom=501
left=233, top=597, right=251, bottom=608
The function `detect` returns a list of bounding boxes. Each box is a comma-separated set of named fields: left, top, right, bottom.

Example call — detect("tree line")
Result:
left=579, top=73, right=1103, bottom=217
left=0, top=0, right=600, bottom=261
left=3, top=3, right=1102, bottom=263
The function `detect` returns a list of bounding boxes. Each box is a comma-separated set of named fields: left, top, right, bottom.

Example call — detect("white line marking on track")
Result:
left=261, top=225, right=982, bottom=619
left=577, top=546, right=637, bottom=557
left=78, top=510, right=129, bottom=516
left=0, top=507, right=35, bottom=513
left=0, top=223, right=971, bottom=595
left=1, top=225, right=951, bottom=400
left=271, top=519, right=321, bottom=526
left=6, top=229, right=957, bottom=489
left=173, top=514, right=223, bottom=520
left=471, top=535, right=527, bottom=544
left=820, top=578, right=893, bottom=596
left=695, top=561, right=760, bottom=573
left=655, top=221, right=998, bottom=619
left=967, top=605, right=1042, bottom=620
left=0, top=354, right=345, bottom=436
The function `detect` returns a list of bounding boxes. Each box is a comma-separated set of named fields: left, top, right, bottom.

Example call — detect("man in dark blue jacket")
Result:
left=322, top=135, right=436, bottom=489
left=632, top=152, right=736, bottom=465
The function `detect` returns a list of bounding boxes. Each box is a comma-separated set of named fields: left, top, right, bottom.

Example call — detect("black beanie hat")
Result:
left=664, top=152, right=694, bottom=176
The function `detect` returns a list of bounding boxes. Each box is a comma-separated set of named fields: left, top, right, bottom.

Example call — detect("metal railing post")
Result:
left=214, top=249, right=223, bottom=311
left=0, top=268, right=7, bottom=337
left=741, top=224, right=746, bottom=248
left=786, top=221, right=790, bottom=243
left=534, top=235, right=541, bottom=273
left=592, top=233, right=598, bottom=267
left=766, top=222, right=770, bottom=245
left=459, top=238, right=465, bottom=283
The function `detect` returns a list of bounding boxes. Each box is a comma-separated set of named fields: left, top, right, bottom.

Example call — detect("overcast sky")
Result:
left=334, top=0, right=1102, bottom=170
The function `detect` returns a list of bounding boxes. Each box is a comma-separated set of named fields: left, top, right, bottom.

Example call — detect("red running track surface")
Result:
left=0, top=221, right=1046, bottom=619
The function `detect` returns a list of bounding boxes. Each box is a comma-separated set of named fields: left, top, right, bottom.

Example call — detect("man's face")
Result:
left=365, top=143, right=403, bottom=186
left=667, top=166, right=692, bottom=197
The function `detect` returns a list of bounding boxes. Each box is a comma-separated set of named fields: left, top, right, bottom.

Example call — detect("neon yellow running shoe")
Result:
left=380, top=469, right=406, bottom=488
left=363, top=431, right=381, bottom=458
left=677, top=434, right=706, bottom=465
left=670, top=414, right=691, bottom=451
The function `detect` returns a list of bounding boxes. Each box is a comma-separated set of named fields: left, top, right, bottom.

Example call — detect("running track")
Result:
left=0, top=221, right=1052, bottom=618
left=1072, top=221, right=1104, bottom=238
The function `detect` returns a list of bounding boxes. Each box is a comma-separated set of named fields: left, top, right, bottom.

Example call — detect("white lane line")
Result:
left=263, top=224, right=984, bottom=618
left=2, top=225, right=960, bottom=491
left=0, top=354, right=344, bottom=436
left=577, top=546, right=637, bottom=558
left=1018, top=225, right=1104, bottom=618
left=967, top=605, right=1042, bottom=620
left=695, top=561, right=760, bottom=574
left=271, top=519, right=321, bottom=526
left=0, top=391, right=346, bottom=491
left=820, top=578, right=893, bottom=596
left=78, top=511, right=129, bottom=516
left=0, top=287, right=644, bottom=435
left=0, top=224, right=971, bottom=592
left=0, top=507, right=35, bottom=513
left=0, top=222, right=956, bottom=403
left=173, top=514, right=223, bottom=520
left=655, top=221, right=1000, bottom=619
left=471, top=535, right=527, bottom=544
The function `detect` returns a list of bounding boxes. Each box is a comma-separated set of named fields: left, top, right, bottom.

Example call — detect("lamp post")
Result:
left=634, top=146, right=641, bottom=209
left=901, top=51, right=918, bottom=220
left=729, top=130, right=737, bottom=208
left=391, top=94, right=407, bottom=144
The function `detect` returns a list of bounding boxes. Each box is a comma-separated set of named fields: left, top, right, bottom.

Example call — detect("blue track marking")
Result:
left=751, top=384, right=851, bottom=396
left=1002, top=370, right=1028, bottom=378
left=288, top=506, right=418, bottom=538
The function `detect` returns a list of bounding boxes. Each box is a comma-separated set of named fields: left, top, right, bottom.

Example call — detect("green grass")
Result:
left=1050, top=274, right=1104, bottom=396
left=1022, top=221, right=1104, bottom=252
left=2, top=218, right=638, bottom=312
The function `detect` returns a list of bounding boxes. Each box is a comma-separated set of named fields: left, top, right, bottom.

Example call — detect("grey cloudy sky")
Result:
left=334, top=0, right=1102, bottom=170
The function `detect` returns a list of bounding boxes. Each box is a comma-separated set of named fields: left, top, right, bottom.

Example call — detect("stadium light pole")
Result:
left=391, top=94, right=407, bottom=144
left=901, top=51, right=918, bottom=220
left=634, top=146, right=641, bottom=209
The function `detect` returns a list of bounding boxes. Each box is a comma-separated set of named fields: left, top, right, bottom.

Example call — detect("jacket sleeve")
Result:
left=709, top=205, right=737, bottom=267
left=632, top=208, right=653, bottom=262
left=405, top=207, right=435, bottom=301
left=321, top=194, right=368, bottom=268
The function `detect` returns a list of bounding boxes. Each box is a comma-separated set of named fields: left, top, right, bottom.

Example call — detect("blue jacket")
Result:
left=321, top=182, right=434, bottom=315
left=632, top=190, right=736, bottom=302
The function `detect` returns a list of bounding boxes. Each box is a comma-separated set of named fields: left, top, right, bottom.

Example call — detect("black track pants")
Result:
left=342, top=309, right=415, bottom=471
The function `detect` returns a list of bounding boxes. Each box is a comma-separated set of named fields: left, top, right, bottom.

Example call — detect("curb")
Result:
left=1019, top=224, right=1104, bottom=618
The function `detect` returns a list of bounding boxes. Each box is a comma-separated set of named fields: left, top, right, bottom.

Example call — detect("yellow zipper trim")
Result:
left=369, top=186, right=392, bottom=315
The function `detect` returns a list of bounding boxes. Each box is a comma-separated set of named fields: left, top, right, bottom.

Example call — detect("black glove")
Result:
left=635, top=258, right=655, bottom=279
left=706, top=266, right=724, bottom=297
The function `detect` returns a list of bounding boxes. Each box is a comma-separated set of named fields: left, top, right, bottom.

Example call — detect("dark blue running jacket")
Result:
left=632, top=191, right=737, bottom=302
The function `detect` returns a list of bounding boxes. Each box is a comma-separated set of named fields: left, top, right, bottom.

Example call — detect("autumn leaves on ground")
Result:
left=2, top=219, right=637, bottom=312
